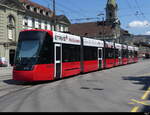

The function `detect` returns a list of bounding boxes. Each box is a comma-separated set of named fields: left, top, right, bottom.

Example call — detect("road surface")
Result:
left=0, top=59, right=150, bottom=112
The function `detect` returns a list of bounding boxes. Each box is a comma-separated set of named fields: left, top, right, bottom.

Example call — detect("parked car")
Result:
left=0, top=57, right=8, bottom=67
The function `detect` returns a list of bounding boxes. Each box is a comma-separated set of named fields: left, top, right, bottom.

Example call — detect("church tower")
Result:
left=106, top=0, right=121, bottom=42
left=106, top=0, right=118, bottom=24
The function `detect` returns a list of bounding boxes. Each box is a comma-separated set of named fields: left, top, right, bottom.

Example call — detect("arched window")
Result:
left=8, top=15, right=15, bottom=27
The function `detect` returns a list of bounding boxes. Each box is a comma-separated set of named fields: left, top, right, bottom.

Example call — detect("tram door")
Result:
left=119, top=49, right=122, bottom=65
left=54, top=44, right=62, bottom=79
left=98, top=48, right=103, bottom=69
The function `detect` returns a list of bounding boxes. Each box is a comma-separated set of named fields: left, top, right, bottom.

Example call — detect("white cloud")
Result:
left=145, top=31, right=150, bottom=35
left=128, top=20, right=150, bottom=28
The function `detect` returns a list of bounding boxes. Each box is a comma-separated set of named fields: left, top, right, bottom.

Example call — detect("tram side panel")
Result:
left=61, top=44, right=81, bottom=78
left=83, top=46, right=99, bottom=73
left=104, top=48, right=115, bottom=68
left=82, top=37, right=104, bottom=73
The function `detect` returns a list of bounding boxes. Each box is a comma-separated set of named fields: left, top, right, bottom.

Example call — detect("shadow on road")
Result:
left=3, top=79, right=54, bottom=86
left=122, top=76, right=150, bottom=91
left=122, top=76, right=150, bottom=112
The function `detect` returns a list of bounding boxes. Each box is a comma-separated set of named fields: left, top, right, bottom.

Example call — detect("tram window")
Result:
left=115, top=49, right=119, bottom=58
left=122, top=49, right=128, bottom=58
left=128, top=51, right=133, bottom=58
left=105, top=48, right=114, bottom=59
left=134, top=51, right=138, bottom=57
left=38, top=33, right=54, bottom=64
left=62, top=44, right=80, bottom=62
left=84, top=46, right=98, bottom=61
left=118, top=50, right=121, bottom=58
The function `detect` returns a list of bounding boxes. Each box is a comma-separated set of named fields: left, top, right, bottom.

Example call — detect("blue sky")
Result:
left=31, top=0, right=150, bottom=35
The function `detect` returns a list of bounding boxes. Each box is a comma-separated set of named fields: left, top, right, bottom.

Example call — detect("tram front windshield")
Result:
left=15, top=31, right=46, bottom=66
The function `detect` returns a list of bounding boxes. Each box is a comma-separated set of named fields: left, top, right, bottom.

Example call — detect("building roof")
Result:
left=56, top=15, right=71, bottom=25
left=19, top=0, right=52, bottom=13
left=0, top=0, right=71, bottom=24
left=69, top=21, right=114, bottom=38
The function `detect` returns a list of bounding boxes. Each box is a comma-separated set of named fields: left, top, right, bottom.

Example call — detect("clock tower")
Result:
left=106, top=0, right=121, bottom=42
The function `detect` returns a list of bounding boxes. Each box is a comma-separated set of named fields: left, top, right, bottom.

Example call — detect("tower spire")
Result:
left=107, top=0, right=117, bottom=8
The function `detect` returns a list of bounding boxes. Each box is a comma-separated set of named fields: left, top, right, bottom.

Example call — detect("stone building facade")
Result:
left=0, top=0, right=71, bottom=66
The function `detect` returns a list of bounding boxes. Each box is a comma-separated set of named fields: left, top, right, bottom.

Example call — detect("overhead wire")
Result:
left=31, top=0, right=150, bottom=25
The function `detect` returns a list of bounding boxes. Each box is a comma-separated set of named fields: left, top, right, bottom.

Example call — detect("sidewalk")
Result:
left=0, top=66, right=13, bottom=76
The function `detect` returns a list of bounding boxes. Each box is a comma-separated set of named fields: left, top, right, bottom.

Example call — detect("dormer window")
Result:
left=46, top=12, right=49, bottom=16
left=26, top=5, right=30, bottom=10
left=40, top=9, right=43, bottom=14
left=34, top=7, right=37, bottom=12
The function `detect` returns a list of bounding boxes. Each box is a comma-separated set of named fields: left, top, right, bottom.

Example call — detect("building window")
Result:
left=41, top=21, right=45, bottom=29
left=56, top=24, right=59, bottom=31
left=40, top=9, right=43, bottom=15
left=46, top=12, right=49, bottom=16
left=60, top=25, right=64, bottom=32
left=52, top=25, right=54, bottom=31
left=45, top=21, right=47, bottom=29
left=47, top=23, right=51, bottom=30
left=8, top=15, right=15, bottom=26
left=8, top=29, right=13, bottom=40
left=23, top=17, right=28, bottom=26
left=28, top=17, right=33, bottom=28
left=65, top=27, right=68, bottom=32
left=34, top=7, right=37, bottom=12
left=26, top=5, right=30, bottom=10
left=32, top=18, right=35, bottom=28
left=39, top=20, right=41, bottom=29
left=35, top=19, right=39, bottom=29
left=7, top=15, right=15, bottom=40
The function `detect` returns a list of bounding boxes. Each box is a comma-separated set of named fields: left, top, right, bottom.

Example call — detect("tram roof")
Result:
left=128, top=46, right=134, bottom=50
left=83, top=37, right=104, bottom=47
left=115, top=43, right=122, bottom=49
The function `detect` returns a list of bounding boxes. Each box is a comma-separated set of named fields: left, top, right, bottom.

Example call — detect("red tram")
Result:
left=13, top=29, right=139, bottom=82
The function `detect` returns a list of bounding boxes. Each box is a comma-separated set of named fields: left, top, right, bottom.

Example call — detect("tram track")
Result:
left=0, top=85, right=33, bottom=99
left=0, top=81, right=52, bottom=112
